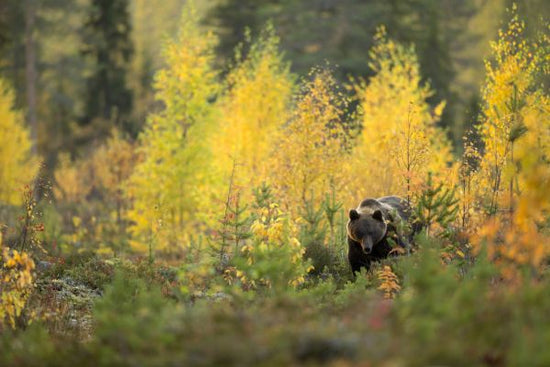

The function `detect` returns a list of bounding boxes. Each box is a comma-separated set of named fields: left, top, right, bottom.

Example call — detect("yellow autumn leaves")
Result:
left=213, top=25, right=294, bottom=189
left=0, top=78, right=39, bottom=328
left=0, top=239, right=35, bottom=329
left=377, top=265, right=401, bottom=299
left=125, top=2, right=220, bottom=252
left=472, top=14, right=550, bottom=280
left=350, top=27, right=451, bottom=199
left=271, top=69, right=349, bottom=214
left=36, top=1, right=547, bottom=287
left=0, top=78, right=38, bottom=205
left=125, top=15, right=454, bottom=255
left=242, top=202, right=310, bottom=289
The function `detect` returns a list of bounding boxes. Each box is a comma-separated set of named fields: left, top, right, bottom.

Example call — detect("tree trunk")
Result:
left=25, top=0, right=38, bottom=155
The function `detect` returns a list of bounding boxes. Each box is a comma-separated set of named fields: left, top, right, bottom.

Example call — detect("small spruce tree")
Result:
left=415, top=173, right=459, bottom=238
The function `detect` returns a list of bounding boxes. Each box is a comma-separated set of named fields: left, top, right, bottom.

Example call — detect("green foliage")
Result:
left=322, top=191, right=343, bottom=245
left=299, top=198, right=327, bottom=270
left=1, top=3, right=549, bottom=367
left=216, top=174, right=252, bottom=263
left=5, top=234, right=550, bottom=366
left=65, top=257, right=114, bottom=291
left=332, top=269, right=373, bottom=308
left=392, top=237, right=550, bottom=366
left=80, top=0, right=134, bottom=135
left=231, top=185, right=311, bottom=295
left=93, top=270, right=180, bottom=365
left=0, top=323, right=86, bottom=367
left=299, top=193, right=349, bottom=282
left=415, top=173, right=460, bottom=237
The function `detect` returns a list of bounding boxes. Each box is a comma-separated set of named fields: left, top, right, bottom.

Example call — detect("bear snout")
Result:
left=361, top=238, right=373, bottom=254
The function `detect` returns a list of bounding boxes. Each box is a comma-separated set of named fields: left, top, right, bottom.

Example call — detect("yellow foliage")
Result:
left=237, top=200, right=310, bottom=290
left=349, top=27, right=452, bottom=199
left=0, top=237, right=35, bottom=329
left=212, top=26, right=294, bottom=191
left=54, top=153, right=89, bottom=203
left=54, top=130, right=137, bottom=253
left=476, top=14, right=546, bottom=214
left=472, top=12, right=550, bottom=278
left=269, top=68, right=351, bottom=213
left=377, top=265, right=401, bottom=299
left=249, top=204, right=302, bottom=258
left=0, top=78, right=39, bottom=205
left=126, top=1, right=220, bottom=253
left=457, top=136, right=484, bottom=231
left=90, top=129, right=137, bottom=198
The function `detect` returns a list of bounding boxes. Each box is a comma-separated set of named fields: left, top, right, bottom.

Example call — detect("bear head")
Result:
left=347, top=208, right=387, bottom=254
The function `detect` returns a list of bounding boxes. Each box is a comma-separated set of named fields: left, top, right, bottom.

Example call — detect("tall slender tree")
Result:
left=350, top=28, right=452, bottom=199
left=80, top=0, right=133, bottom=137
left=212, top=25, right=294, bottom=191
left=24, top=0, right=37, bottom=154
left=126, top=2, right=220, bottom=253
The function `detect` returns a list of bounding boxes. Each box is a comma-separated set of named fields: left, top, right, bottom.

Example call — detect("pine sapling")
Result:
left=215, top=159, right=252, bottom=269
left=322, top=187, right=343, bottom=248
left=416, top=173, right=459, bottom=237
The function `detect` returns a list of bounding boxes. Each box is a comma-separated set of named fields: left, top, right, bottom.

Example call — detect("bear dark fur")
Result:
left=347, top=196, right=417, bottom=275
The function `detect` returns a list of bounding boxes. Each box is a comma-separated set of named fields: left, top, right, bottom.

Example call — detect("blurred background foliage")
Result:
left=0, top=0, right=549, bottom=365
left=0, top=0, right=547, bottom=164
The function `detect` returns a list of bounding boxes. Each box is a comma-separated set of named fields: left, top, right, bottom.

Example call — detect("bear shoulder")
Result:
left=357, top=198, right=385, bottom=214
left=377, top=196, right=412, bottom=222
left=358, top=197, right=397, bottom=219
left=358, top=198, right=380, bottom=208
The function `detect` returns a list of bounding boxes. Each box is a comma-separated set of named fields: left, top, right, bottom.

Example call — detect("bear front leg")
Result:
left=348, top=237, right=370, bottom=276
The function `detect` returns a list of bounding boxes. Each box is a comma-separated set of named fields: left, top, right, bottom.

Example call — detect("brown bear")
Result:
left=347, top=196, right=417, bottom=275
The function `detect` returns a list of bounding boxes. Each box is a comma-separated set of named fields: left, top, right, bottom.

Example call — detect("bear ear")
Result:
left=349, top=209, right=360, bottom=221
left=372, top=209, right=384, bottom=221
